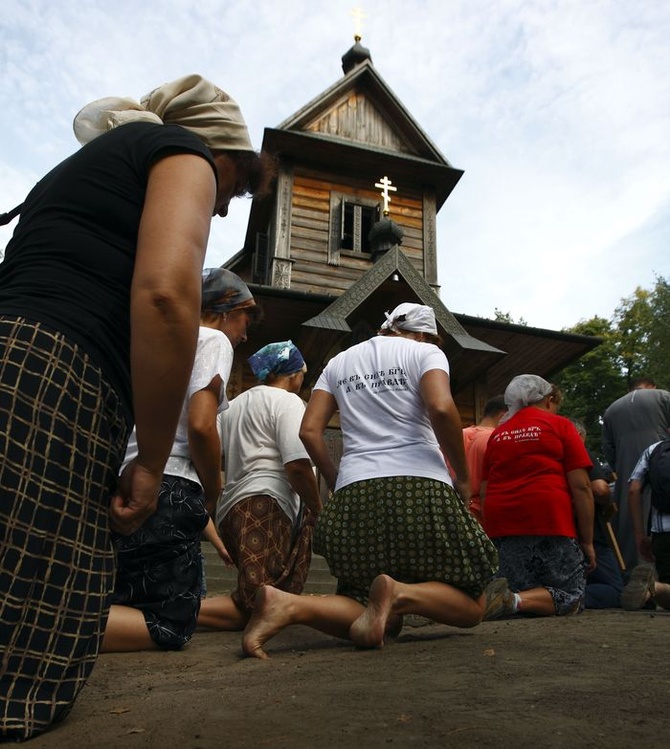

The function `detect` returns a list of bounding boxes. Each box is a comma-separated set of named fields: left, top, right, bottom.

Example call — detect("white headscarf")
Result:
left=502, top=374, right=553, bottom=422
left=73, top=74, right=254, bottom=152
left=380, top=303, right=437, bottom=335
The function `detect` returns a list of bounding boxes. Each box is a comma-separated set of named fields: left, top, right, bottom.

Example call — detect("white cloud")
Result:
left=1, top=0, right=669, bottom=329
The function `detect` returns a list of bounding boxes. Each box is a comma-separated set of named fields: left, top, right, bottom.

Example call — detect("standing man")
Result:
left=462, top=395, right=507, bottom=523
left=602, top=377, right=670, bottom=573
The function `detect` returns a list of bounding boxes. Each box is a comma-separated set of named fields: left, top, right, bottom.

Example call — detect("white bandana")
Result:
left=381, top=303, right=437, bottom=335
left=73, top=74, right=254, bottom=152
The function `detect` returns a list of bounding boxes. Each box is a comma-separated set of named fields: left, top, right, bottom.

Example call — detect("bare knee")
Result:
left=461, top=595, right=486, bottom=627
left=461, top=602, right=485, bottom=627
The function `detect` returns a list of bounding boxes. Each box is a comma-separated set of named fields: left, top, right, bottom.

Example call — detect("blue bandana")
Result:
left=201, top=267, right=256, bottom=314
left=248, top=340, right=305, bottom=382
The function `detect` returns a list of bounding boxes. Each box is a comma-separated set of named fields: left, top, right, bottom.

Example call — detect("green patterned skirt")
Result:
left=314, top=476, right=498, bottom=604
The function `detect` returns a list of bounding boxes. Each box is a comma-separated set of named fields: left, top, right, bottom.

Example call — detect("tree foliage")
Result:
left=613, top=286, right=654, bottom=388
left=493, top=308, right=527, bottom=326
left=643, top=277, right=670, bottom=390
left=555, top=275, right=670, bottom=458
left=554, top=316, right=624, bottom=457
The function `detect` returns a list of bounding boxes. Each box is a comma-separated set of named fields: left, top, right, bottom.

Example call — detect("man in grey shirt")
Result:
left=602, top=377, right=670, bottom=574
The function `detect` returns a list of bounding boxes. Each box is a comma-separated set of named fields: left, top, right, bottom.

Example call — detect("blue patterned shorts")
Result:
left=493, top=535, right=587, bottom=615
left=112, top=474, right=209, bottom=649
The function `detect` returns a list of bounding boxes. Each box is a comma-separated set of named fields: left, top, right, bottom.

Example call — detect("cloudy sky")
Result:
left=1, top=0, right=669, bottom=331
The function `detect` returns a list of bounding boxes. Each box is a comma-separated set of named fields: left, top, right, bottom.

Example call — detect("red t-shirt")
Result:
left=482, top=408, right=592, bottom=538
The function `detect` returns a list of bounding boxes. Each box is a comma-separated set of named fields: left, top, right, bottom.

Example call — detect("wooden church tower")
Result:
left=225, top=36, right=598, bottom=424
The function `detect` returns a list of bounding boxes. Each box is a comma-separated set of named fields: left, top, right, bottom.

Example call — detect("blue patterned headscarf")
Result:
left=201, top=267, right=261, bottom=319
left=248, top=340, right=305, bottom=382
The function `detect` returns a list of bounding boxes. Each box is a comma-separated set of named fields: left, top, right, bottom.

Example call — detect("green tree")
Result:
left=612, top=286, right=654, bottom=387
left=555, top=276, right=670, bottom=457
left=554, top=316, right=625, bottom=458
left=493, top=308, right=527, bottom=326
left=644, top=276, right=670, bottom=390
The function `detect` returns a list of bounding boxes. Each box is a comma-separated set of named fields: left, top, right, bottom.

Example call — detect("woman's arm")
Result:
left=299, top=390, right=339, bottom=491
left=419, top=369, right=470, bottom=504
left=202, top=516, right=232, bottom=565
left=566, top=467, right=596, bottom=572
left=629, top=479, right=654, bottom=562
left=284, top=459, right=323, bottom=517
left=591, top=478, right=611, bottom=506
left=111, top=154, right=216, bottom=535
left=188, top=377, right=223, bottom=515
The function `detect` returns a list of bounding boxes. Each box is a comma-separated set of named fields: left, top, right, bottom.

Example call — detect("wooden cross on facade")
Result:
left=375, top=176, right=397, bottom=216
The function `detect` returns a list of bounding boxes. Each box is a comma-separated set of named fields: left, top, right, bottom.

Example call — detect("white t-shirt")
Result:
left=315, top=335, right=452, bottom=491
left=215, top=385, right=310, bottom=527
left=630, top=441, right=670, bottom=533
left=122, top=326, right=233, bottom=486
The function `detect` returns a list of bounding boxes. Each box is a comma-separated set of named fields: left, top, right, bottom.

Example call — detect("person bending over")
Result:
left=0, top=76, right=272, bottom=739
left=102, top=269, right=261, bottom=652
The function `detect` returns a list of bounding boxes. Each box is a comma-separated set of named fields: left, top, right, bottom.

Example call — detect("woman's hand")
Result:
left=580, top=541, right=597, bottom=574
left=214, top=539, right=234, bottom=566
left=453, top=476, right=472, bottom=506
left=202, top=516, right=234, bottom=565
left=109, top=459, right=162, bottom=535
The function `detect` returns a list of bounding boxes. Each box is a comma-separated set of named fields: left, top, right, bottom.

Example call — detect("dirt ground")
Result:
left=26, top=607, right=668, bottom=749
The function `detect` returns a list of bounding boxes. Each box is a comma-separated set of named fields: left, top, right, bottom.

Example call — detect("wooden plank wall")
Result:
left=306, top=91, right=410, bottom=153
left=288, top=167, right=425, bottom=295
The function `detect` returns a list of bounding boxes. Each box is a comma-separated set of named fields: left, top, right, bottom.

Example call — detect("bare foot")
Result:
left=242, top=586, right=292, bottom=659
left=349, top=574, right=396, bottom=648
left=385, top=613, right=404, bottom=639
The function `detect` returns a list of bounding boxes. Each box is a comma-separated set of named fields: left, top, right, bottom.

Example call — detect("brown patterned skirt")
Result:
left=0, top=317, right=128, bottom=741
left=219, top=495, right=313, bottom=613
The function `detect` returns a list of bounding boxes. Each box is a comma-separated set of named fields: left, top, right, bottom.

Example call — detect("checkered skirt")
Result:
left=0, top=317, right=128, bottom=741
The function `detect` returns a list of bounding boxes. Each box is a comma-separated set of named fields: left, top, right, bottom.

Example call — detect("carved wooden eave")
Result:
left=263, top=128, right=460, bottom=203
left=452, top=314, right=603, bottom=395
left=300, top=245, right=505, bottom=393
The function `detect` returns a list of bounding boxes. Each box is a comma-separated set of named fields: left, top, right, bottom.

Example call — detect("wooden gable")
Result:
left=303, top=90, right=415, bottom=154
left=277, top=59, right=451, bottom=163
left=298, top=245, right=505, bottom=393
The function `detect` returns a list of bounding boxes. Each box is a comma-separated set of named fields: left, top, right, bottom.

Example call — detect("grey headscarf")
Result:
left=502, top=374, right=553, bottom=422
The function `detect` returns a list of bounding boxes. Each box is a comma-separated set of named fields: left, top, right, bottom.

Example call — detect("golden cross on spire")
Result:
left=375, top=176, right=397, bottom=215
left=351, top=6, right=367, bottom=42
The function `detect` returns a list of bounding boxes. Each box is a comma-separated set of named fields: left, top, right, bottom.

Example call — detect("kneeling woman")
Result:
left=197, top=340, right=322, bottom=631
left=102, top=269, right=259, bottom=651
left=481, top=375, right=595, bottom=619
left=242, top=303, right=498, bottom=659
